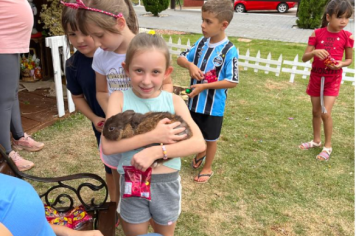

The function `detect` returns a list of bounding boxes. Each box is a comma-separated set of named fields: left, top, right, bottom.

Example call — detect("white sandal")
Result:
left=299, top=140, right=322, bottom=150
left=316, top=147, right=332, bottom=161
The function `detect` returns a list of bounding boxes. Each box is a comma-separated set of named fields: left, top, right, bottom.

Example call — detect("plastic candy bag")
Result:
left=123, top=166, right=152, bottom=201
left=44, top=205, right=92, bottom=230
left=323, top=55, right=339, bottom=67
left=203, top=69, right=217, bottom=83
left=68, top=206, right=93, bottom=230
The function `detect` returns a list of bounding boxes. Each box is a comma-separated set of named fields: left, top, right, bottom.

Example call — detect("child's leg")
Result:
left=104, top=166, right=115, bottom=202
left=151, top=221, right=176, bottom=236
left=112, top=170, right=121, bottom=203
left=121, top=219, right=150, bottom=236
left=194, top=140, right=217, bottom=182
left=310, top=96, right=322, bottom=143
left=192, top=149, right=206, bottom=168
left=321, top=96, right=337, bottom=148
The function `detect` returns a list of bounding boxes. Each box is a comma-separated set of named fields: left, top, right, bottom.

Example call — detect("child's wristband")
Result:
left=160, top=143, right=168, bottom=160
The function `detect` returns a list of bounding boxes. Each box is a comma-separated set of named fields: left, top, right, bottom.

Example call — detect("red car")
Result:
left=234, top=1, right=296, bottom=13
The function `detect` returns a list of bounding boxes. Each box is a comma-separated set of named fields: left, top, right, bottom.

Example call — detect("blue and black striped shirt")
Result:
left=180, top=37, right=239, bottom=117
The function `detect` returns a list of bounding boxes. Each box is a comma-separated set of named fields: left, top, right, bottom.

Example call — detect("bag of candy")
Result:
left=68, top=206, right=93, bottom=230
left=323, top=55, right=339, bottom=68
left=49, top=216, right=74, bottom=229
left=123, top=166, right=152, bottom=201
left=203, top=69, right=217, bottom=83
left=44, top=205, right=92, bottom=230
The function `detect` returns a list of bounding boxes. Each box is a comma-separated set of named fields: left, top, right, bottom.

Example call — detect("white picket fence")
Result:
left=44, top=35, right=355, bottom=117
left=45, top=36, right=75, bottom=117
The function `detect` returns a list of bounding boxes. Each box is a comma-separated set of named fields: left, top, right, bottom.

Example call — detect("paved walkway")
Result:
left=134, top=6, right=355, bottom=43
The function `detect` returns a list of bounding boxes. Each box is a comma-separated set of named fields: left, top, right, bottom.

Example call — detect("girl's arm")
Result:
left=302, top=31, right=329, bottom=62
left=330, top=35, right=354, bottom=69
left=130, top=94, right=206, bottom=171
left=101, top=91, right=187, bottom=155
left=96, top=72, right=109, bottom=114
left=71, top=95, right=105, bottom=132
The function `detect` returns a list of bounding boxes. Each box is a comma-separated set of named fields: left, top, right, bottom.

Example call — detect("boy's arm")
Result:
left=177, top=55, right=204, bottom=81
left=96, top=72, right=109, bottom=114
left=71, top=95, right=105, bottom=132
left=188, top=80, right=237, bottom=98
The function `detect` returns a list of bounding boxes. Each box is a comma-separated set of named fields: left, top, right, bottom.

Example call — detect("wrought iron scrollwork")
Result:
left=0, top=146, right=109, bottom=213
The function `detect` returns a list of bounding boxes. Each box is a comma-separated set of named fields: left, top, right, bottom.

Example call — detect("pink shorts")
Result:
left=306, top=74, right=342, bottom=97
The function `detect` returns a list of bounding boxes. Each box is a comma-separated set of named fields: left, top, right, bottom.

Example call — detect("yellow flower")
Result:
left=147, top=30, right=155, bottom=35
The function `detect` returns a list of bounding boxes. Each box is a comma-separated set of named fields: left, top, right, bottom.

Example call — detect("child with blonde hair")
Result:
left=61, top=0, right=173, bottom=215
left=102, top=32, right=206, bottom=236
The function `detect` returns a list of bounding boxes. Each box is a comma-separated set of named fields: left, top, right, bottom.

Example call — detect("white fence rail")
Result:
left=45, top=35, right=355, bottom=117
left=45, top=36, right=75, bottom=117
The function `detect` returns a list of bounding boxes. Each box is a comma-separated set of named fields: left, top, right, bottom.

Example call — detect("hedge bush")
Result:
left=142, top=0, right=169, bottom=16
left=296, top=0, right=328, bottom=29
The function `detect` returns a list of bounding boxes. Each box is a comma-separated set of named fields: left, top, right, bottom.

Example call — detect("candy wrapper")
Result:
left=123, top=166, right=152, bottom=201
left=44, top=205, right=93, bottom=230
left=323, top=55, right=339, bottom=67
left=203, top=69, right=217, bottom=83
left=49, top=216, right=74, bottom=228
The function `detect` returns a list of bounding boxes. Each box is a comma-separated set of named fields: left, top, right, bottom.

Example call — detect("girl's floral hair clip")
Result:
left=60, top=0, right=123, bottom=19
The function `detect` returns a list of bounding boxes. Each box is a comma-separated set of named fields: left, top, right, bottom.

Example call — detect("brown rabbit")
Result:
left=103, top=110, right=192, bottom=141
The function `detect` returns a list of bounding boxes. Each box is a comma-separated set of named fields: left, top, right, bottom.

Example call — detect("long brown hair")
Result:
left=321, top=0, right=353, bottom=28
left=76, top=0, right=139, bottom=35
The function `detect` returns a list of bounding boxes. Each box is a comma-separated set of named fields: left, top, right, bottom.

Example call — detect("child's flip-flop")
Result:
left=194, top=171, right=214, bottom=184
left=191, top=155, right=205, bottom=169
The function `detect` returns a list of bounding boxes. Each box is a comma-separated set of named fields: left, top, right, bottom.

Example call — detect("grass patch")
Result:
left=23, top=35, right=354, bottom=235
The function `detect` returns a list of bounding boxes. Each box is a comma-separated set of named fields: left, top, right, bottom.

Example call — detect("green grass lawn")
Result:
left=25, top=34, right=354, bottom=236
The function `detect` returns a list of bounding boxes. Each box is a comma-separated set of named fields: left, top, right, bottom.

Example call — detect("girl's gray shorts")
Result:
left=118, top=171, right=181, bottom=225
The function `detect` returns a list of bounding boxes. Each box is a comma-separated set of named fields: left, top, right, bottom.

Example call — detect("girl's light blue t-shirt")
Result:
left=117, top=89, right=181, bottom=174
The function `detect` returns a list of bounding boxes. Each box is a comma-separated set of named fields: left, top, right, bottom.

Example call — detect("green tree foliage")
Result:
left=296, top=0, right=328, bottom=29
left=142, top=0, right=169, bottom=16
left=39, top=0, right=64, bottom=36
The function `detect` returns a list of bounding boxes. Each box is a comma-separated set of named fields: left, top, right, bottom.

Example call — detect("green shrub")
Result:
left=142, top=0, right=169, bottom=16
left=296, top=0, right=328, bottom=29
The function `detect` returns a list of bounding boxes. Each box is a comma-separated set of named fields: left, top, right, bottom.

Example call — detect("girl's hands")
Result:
left=327, top=60, right=343, bottom=70
left=92, top=116, right=106, bottom=132
left=188, top=63, right=204, bottom=81
left=150, top=118, right=187, bottom=144
left=130, top=146, right=160, bottom=171
left=312, top=49, right=329, bottom=60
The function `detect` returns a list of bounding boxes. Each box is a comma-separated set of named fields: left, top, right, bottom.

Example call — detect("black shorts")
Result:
left=190, top=111, right=223, bottom=141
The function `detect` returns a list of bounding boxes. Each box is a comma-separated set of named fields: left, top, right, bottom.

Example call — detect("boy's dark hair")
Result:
left=321, top=0, right=353, bottom=27
left=202, top=0, right=234, bottom=23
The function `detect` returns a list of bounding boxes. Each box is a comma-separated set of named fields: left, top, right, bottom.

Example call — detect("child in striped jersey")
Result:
left=177, top=0, right=239, bottom=183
